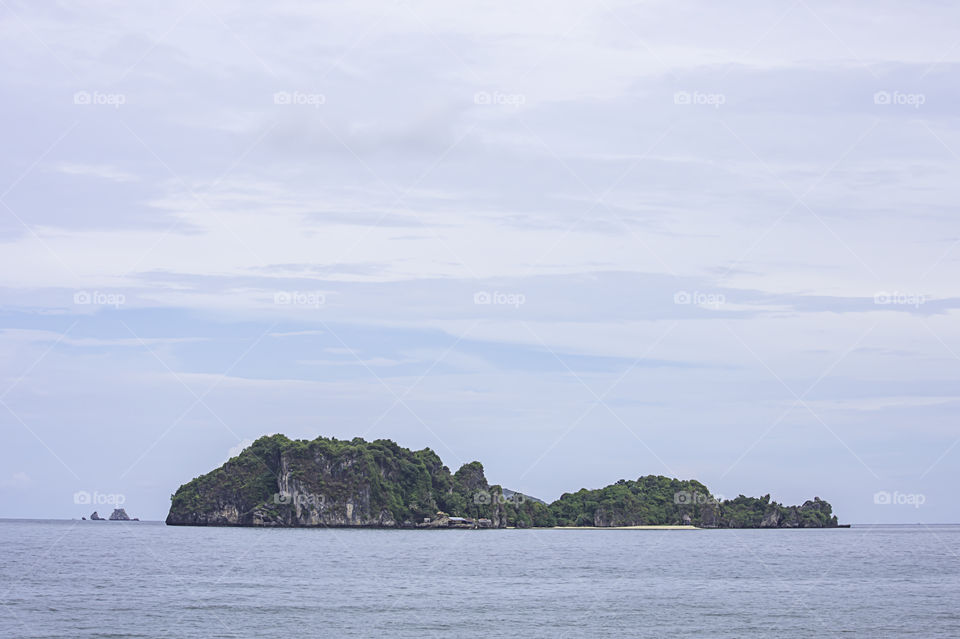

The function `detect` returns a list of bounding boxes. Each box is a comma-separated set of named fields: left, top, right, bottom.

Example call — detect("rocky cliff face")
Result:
left=763, top=497, right=836, bottom=528
left=166, top=435, right=528, bottom=528
left=699, top=495, right=838, bottom=529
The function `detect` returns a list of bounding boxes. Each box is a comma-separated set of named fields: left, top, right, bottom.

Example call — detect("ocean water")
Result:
left=0, top=520, right=958, bottom=638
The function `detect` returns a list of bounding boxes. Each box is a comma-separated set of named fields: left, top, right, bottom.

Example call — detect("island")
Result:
left=165, top=434, right=841, bottom=529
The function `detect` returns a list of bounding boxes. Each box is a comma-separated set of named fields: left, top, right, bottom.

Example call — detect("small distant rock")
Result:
left=90, top=511, right=104, bottom=520
left=109, top=508, right=131, bottom=521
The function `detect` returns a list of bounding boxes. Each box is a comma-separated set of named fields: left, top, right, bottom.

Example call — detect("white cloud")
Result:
left=52, top=163, right=138, bottom=183
left=269, top=330, right=326, bottom=338
left=297, top=357, right=415, bottom=367
left=0, top=472, right=32, bottom=488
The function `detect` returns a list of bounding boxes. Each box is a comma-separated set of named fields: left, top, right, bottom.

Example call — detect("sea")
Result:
left=0, top=520, right=957, bottom=638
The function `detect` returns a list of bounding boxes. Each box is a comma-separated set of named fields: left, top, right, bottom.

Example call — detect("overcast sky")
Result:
left=1, top=1, right=958, bottom=523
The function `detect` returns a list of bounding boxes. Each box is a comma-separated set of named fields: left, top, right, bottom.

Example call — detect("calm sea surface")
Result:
left=1, top=520, right=958, bottom=638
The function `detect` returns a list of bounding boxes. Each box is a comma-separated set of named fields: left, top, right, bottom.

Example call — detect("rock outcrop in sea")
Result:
left=166, top=436, right=538, bottom=528
left=166, top=434, right=841, bottom=529
left=89, top=511, right=104, bottom=520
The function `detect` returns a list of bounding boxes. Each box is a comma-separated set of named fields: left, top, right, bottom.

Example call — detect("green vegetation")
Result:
left=708, top=494, right=838, bottom=528
left=167, top=434, right=839, bottom=529
left=550, top=476, right=713, bottom=527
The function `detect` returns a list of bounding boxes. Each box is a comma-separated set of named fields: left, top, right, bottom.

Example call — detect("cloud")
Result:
left=0, top=472, right=32, bottom=488
left=297, top=357, right=415, bottom=367
left=0, top=329, right=207, bottom=348
left=52, top=163, right=138, bottom=183
left=269, top=330, right=325, bottom=338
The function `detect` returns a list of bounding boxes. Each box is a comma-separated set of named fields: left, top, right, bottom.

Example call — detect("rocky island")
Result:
left=166, top=434, right=840, bottom=529
left=86, top=508, right=139, bottom=521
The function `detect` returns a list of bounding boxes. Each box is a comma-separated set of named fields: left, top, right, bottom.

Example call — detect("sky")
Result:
left=1, top=0, right=958, bottom=523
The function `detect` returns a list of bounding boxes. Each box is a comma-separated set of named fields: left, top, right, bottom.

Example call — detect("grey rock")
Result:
left=760, top=509, right=781, bottom=528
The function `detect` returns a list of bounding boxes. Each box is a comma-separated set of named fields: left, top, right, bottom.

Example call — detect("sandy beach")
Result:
left=549, top=525, right=700, bottom=530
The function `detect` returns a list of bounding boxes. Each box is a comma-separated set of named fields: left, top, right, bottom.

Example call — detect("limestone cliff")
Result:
left=165, top=434, right=546, bottom=527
